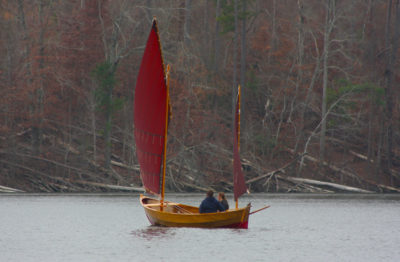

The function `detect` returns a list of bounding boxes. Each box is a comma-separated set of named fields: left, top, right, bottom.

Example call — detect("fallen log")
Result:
left=73, top=180, right=144, bottom=192
left=110, top=160, right=140, bottom=171
left=362, top=178, right=400, bottom=193
left=0, top=185, right=25, bottom=193
left=247, top=171, right=277, bottom=184
left=286, top=147, right=364, bottom=185
left=280, top=176, right=373, bottom=193
left=0, top=152, right=101, bottom=181
left=349, top=150, right=400, bottom=180
left=374, top=184, right=400, bottom=193
left=179, top=181, right=214, bottom=192
left=246, top=155, right=302, bottom=185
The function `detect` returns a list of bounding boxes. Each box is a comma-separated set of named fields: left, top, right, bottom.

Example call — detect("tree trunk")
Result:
left=392, top=0, right=400, bottom=184
left=268, top=0, right=277, bottom=63
left=90, top=82, right=97, bottom=162
left=204, top=0, right=210, bottom=67
left=367, top=90, right=374, bottom=169
left=184, top=0, right=192, bottom=46
left=292, top=0, right=305, bottom=156
left=34, top=0, right=46, bottom=155
left=17, top=0, right=36, bottom=153
left=214, top=0, right=221, bottom=73
left=104, top=70, right=113, bottom=170
left=320, top=0, right=334, bottom=164
left=384, top=0, right=400, bottom=185
left=145, top=0, right=152, bottom=21
left=295, top=32, right=321, bottom=157
left=375, top=117, right=384, bottom=182
left=240, top=0, right=247, bottom=128
left=97, top=2, right=122, bottom=170
left=232, top=0, right=238, bottom=127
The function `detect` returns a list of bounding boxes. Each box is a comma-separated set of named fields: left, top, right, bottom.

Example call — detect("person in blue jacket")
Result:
left=199, top=190, right=225, bottom=213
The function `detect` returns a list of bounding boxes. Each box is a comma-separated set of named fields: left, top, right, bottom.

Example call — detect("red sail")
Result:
left=134, top=20, right=167, bottom=195
left=233, top=86, right=247, bottom=201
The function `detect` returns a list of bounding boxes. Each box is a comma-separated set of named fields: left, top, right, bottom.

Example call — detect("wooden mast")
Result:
left=161, top=64, right=170, bottom=209
left=236, top=85, right=241, bottom=209
left=152, top=16, right=169, bottom=209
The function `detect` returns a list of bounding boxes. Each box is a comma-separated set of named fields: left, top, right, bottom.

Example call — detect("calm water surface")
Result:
left=1, top=193, right=400, bottom=262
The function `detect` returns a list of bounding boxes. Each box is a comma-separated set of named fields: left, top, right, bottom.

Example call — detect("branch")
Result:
left=281, top=176, right=373, bottom=193
left=298, top=88, right=354, bottom=174
left=0, top=185, right=25, bottom=193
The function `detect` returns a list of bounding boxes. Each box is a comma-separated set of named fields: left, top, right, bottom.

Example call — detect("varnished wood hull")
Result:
left=140, top=195, right=251, bottom=229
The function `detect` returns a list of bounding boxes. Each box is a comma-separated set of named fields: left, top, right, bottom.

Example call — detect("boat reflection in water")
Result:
left=131, top=226, right=175, bottom=241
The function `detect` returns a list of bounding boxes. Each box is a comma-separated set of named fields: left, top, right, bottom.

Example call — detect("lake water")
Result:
left=1, top=193, right=400, bottom=262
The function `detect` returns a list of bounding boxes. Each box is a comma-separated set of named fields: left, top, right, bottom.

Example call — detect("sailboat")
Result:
left=134, top=19, right=268, bottom=229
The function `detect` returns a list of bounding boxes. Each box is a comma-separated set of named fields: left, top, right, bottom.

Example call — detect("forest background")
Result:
left=1, top=0, right=400, bottom=193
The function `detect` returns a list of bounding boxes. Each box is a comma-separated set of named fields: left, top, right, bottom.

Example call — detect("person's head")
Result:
left=206, top=190, right=214, bottom=198
left=218, top=192, right=226, bottom=201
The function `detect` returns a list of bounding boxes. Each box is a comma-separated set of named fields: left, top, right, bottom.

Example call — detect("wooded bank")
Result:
left=1, top=0, right=400, bottom=193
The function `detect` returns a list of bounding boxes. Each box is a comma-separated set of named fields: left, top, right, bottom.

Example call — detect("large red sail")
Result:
left=233, top=86, right=247, bottom=201
left=134, top=20, right=167, bottom=195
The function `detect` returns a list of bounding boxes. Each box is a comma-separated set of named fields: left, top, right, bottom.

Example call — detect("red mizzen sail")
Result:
left=134, top=20, right=167, bottom=195
left=233, top=86, right=247, bottom=201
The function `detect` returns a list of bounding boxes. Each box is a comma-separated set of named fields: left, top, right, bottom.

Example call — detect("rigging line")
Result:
left=173, top=205, right=192, bottom=214
left=163, top=201, right=193, bottom=214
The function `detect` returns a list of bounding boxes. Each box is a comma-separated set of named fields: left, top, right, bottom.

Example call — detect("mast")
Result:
left=237, top=85, right=241, bottom=150
left=154, top=15, right=169, bottom=208
left=236, top=85, right=241, bottom=209
left=233, top=84, right=247, bottom=207
left=161, top=65, right=170, bottom=206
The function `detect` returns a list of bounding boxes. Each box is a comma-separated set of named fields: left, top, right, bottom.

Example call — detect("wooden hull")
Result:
left=140, top=195, right=251, bottom=229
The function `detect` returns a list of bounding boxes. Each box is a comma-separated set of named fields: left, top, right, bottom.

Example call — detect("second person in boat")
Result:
left=199, top=190, right=226, bottom=213
left=218, top=192, right=229, bottom=210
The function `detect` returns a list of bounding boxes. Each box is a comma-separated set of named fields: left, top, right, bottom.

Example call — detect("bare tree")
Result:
left=240, top=0, right=247, bottom=127
left=96, top=0, right=144, bottom=169
left=214, top=0, right=221, bottom=73
left=184, top=0, right=192, bottom=46
left=384, top=0, right=400, bottom=183
left=319, top=0, right=335, bottom=163
left=232, top=0, right=238, bottom=125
